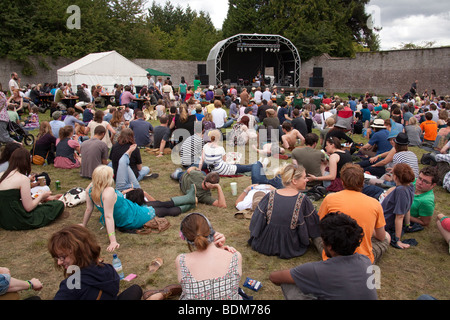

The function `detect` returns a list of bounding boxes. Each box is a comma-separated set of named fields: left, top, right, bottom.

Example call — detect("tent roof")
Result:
left=57, top=50, right=148, bottom=76
left=146, top=68, right=171, bottom=77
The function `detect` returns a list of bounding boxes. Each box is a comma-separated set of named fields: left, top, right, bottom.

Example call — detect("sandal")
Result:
left=143, top=284, right=182, bottom=300
left=148, top=258, right=163, bottom=273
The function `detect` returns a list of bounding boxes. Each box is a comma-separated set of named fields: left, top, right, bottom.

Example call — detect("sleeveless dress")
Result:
left=0, top=189, right=65, bottom=230
left=178, top=252, right=242, bottom=300
left=88, top=188, right=155, bottom=230
left=248, top=190, right=321, bottom=259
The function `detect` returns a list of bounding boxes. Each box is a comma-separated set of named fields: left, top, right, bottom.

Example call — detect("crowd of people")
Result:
left=0, top=72, right=449, bottom=301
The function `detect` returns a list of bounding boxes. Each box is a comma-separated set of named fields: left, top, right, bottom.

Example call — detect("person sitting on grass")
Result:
left=269, top=211, right=377, bottom=300
left=143, top=214, right=241, bottom=300
left=0, top=147, right=65, bottom=231
left=379, top=163, right=415, bottom=249
left=48, top=225, right=143, bottom=300
left=248, top=163, right=321, bottom=259
left=54, top=125, right=81, bottom=169
left=81, top=164, right=195, bottom=252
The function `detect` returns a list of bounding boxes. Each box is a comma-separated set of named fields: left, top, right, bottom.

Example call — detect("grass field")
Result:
left=1, top=106, right=449, bottom=301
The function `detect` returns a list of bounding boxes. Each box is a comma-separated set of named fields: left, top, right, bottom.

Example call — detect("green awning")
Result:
left=146, top=68, right=171, bottom=77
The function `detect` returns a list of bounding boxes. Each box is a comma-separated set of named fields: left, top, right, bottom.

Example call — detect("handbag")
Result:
left=137, top=217, right=171, bottom=235
left=32, top=140, right=48, bottom=165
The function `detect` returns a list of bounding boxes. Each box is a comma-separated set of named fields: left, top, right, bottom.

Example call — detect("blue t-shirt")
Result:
left=129, top=119, right=153, bottom=147
left=360, top=108, right=371, bottom=122
left=368, top=129, right=392, bottom=155
left=381, top=184, right=414, bottom=232
left=348, top=100, right=357, bottom=111
left=278, top=107, right=289, bottom=124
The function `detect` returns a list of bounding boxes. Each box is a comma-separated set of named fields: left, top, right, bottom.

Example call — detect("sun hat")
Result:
left=371, top=119, right=386, bottom=129
left=394, top=132, right=409, bottom=145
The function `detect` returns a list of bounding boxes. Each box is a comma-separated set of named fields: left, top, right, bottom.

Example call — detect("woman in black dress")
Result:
left=248, top=163, right=321, bottom=259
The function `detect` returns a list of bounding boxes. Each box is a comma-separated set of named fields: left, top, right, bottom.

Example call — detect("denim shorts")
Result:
left=0, top=274, right=11, bottom=295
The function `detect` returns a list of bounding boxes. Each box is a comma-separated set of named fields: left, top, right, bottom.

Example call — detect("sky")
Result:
left=147, top=0, right=450, bottom=51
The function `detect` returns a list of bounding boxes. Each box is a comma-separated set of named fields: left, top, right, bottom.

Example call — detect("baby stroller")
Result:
left=8, top=121, right=35, bottom=146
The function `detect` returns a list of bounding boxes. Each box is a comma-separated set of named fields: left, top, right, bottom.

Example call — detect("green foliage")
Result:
left=222, top=0, right=380, bottom=61
left=0, top=0, right=221, bottom=73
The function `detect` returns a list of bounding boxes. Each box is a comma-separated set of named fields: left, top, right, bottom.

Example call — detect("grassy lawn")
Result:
left=1, top=106, right=449, bottom=301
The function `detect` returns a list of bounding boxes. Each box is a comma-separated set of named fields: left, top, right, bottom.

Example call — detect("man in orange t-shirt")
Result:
left=420, top=112, right=438, bottom=142
left=317, top=163, right=390, bottom=264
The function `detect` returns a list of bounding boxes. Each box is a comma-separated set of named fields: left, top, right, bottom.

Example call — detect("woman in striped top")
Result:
left=198, top=130, right=253, bottom=176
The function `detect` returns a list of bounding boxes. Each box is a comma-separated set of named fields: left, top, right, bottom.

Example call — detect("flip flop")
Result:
left=148, top=258, right=163, bottom=273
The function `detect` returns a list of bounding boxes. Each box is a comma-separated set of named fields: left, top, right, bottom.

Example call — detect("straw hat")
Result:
left=370, top=119, right=386, bottom=129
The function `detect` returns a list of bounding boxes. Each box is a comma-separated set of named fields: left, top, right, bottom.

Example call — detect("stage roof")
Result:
left=207, top=33, right=301, bottom=87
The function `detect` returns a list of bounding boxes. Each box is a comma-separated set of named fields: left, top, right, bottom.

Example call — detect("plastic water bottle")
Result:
left=112, top=254, right=124, bottom=280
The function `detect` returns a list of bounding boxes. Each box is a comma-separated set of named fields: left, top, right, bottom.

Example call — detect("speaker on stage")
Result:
left=309, top=77, right=324, bottom=88
left=197, top=64, right=207, bottom=75
left=313, top=67, right=323, bottom=77
left=199, top=74, right=209, bottom=85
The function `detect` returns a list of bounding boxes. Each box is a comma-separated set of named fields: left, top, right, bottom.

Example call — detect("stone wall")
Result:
left=300, top=47, right=450, bottom=96
left=1, top=47, right=449, bottom=96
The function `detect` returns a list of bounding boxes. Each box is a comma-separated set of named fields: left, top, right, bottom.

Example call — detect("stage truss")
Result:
left=207, top=34, right=301, bottom=88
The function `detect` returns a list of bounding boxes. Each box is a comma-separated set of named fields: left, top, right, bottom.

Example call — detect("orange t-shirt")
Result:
left=420, top=120, right=438, bottom=141
left=318, top=190, right=386, bottom=263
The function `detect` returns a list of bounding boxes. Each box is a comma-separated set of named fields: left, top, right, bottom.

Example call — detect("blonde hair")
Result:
left=408, top=116, right=418, bottom=126
left=90, top=165, right=114, bottom=204
left=208, top=129, right=222, bottom=143
left=277, top=163, right=305, bottom=187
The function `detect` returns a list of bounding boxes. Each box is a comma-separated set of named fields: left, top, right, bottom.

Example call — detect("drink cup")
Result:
left=230, top=182, right=237, bottom=196
left=38, top=176, right=45, bottom=186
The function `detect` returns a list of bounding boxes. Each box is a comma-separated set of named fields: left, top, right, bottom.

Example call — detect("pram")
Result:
left=8, top=121, right=35, bottom=146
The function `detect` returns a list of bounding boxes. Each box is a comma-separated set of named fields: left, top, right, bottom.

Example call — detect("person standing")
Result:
left=0, top=84, right=20, bottom=145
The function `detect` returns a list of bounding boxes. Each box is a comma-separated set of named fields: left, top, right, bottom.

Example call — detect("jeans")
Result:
left=219, top=119, right=234, bottom=129
left=115, top=153, right=150, bottom=191
left=251, top=161, right=283, bottom=189
left=235, top=164, right=253, bottom=174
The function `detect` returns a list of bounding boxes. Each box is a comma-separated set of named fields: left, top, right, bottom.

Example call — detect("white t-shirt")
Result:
left=211, top=108, right=228, bottom=128
left=235, top=185, right=271, bottom=211
left=254, top=90, right=263, bottom=104
left=203, top=143, right=236, bottom=175
left=8, top=79, right=19, bottom=94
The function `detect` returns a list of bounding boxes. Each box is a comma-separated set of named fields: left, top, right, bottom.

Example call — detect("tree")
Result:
left=222, top=0, right=380, bottom=61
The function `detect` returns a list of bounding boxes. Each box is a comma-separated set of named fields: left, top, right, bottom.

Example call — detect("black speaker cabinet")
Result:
left=309, top=77, right=324, bottom=88
left=199, top=74, right=209, bottom=85
left=313, top=67, right=323, bottom=77
left=197, top=64, right=207, bottom=75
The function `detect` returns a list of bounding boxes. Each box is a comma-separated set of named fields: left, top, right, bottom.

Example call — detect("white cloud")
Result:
left=147, top=0, right=228, bottom=29
left=377, top=13, right=450, bottom=49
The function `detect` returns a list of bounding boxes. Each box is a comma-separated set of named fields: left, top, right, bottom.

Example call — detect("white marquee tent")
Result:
left=57, top=50, right=148, bottom=91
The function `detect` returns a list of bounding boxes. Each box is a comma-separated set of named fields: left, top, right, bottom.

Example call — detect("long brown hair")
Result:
left=37, top=121, right=53, bottom=139
left=59, top=125, right=74, bottom=140
left=117, top=128, right=135, bottom=145
left=48, top=225, right=102, bottom=276
left=0, top=147, right=31, bottom=184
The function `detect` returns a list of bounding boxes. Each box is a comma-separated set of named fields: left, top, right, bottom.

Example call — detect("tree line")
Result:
left=0, top=0, right=379, bottom=75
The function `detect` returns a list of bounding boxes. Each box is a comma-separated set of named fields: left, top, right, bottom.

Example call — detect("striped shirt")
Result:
left=180, top=135, right=204, bottom=167
left=203, top=143, right=236, bottom=175
left=393, top=151, right=420, bottom=178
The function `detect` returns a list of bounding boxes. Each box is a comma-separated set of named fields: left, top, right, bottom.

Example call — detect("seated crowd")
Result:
left=0, top=74, right=449, bottom=301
